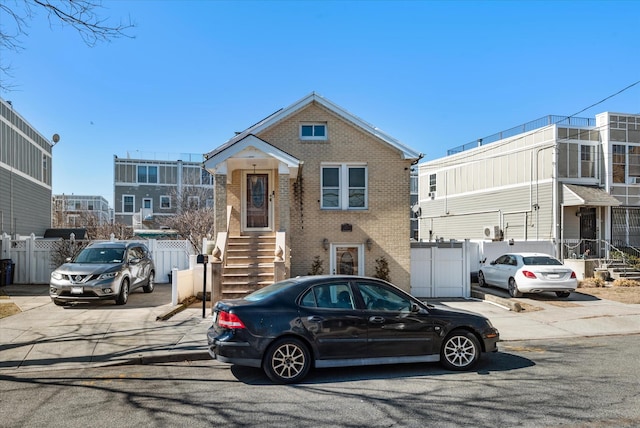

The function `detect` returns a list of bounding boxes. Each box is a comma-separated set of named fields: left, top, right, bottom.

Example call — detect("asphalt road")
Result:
left=2, top=335, right=639, bottom=428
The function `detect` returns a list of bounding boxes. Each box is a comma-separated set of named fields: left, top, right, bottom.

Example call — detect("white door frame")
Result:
left=329, top=243, right=365, bottom=275
left=241, top=169, right=274, bottom=232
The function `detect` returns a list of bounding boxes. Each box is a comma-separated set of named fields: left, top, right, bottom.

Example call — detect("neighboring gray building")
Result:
left=52, top=194, right=113, bottom=228
left=417, top=112, right=640, bottom=258
left=114, top=153, right=214, bottom=227
left=0, top=98, right=54, bottom=237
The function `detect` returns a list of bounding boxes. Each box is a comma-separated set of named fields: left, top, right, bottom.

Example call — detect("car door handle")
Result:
left=307, top=316, right=324, bottom=322
left=369, top=316, right=385, bottom=324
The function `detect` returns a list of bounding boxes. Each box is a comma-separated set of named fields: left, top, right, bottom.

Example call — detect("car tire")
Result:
left=508, top=278, right=523, bottom=298
left=115, top=278, right=129, bottom=305
left=263, top=337, right=311, bottom=384
left=478, top=271, right=487, bottom=288
left=143, top=270, right=155, bottom=293
left=556, top=291, right=571, bottom=298
left=441, top=330, right=481, bottom=371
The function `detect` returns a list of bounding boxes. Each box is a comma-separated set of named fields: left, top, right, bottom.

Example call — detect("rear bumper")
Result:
left=207, top=327, right=263, bottom=368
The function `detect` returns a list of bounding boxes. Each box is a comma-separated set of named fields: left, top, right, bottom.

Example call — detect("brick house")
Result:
left=203, top=93, right=421, bottom=295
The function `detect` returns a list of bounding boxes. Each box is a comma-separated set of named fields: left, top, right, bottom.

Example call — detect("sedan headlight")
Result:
left=51, top=271, right=63, bottom=280
left=98, top=272, right=120, bottom=280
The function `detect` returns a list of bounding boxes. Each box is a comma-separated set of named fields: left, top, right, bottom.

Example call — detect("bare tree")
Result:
left=1, top=0, right=135, bottom=91
left=158, top=170, right=215, bottom=253
left=161, top=208, right=215, bottom=254
left=84, top=216, right=135, bottom=241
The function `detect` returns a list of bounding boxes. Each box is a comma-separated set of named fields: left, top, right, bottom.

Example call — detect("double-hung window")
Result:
left=321, top=164, right=367, bottom=210
left=123, top=195, right=134, bottom=213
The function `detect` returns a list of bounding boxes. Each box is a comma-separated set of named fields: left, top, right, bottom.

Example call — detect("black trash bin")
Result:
left=0, top=259, right=13, bottom=286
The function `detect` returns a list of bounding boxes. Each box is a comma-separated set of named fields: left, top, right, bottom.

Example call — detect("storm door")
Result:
left=244, top=173, right=271, bottom=230
left=331, top=245, right=364, bottom=275
left=579, top=207, right=596, bottom=255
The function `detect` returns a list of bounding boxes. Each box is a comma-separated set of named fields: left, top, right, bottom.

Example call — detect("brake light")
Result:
left=218, top=311, right=246, bottom=329
left=522, top=270, right=537, bottom=279
left=570, top=271, right=577, bottom=278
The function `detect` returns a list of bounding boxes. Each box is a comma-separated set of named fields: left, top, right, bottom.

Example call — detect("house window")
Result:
left=629, top=146, right=640, bottom=181
left=160, top=195, right=171, bottom=209
left=201, top=169, right=213, bottom=185
left=300, top=123, right=327, bottom=140
left=188, top=196, right=199, bottom=210
left=613, top=145, right=626, bottom=183
left=321, top=164, right=367, bottom=210
left=123, top=195, right=134, bottom=213
left=580, top=145, right=595, bottom=178
left=137, top=165, right=158, bottom=183
left=429, top=174, right=436, bottom=193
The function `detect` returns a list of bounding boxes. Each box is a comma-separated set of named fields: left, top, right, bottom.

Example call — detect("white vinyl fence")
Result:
left=0, top=233, right=193, bottom=285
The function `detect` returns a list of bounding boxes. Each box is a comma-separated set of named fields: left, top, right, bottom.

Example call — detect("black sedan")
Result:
left=207, top=275, right=499, bottom=384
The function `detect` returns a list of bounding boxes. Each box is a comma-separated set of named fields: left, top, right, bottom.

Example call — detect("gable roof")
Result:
left=205, top=92, right=422, bottom=161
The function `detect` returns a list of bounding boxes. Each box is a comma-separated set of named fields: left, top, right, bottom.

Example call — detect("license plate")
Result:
left=547, top=274, right=560, bottom=279
left=71, top=286, right=83, bottom=294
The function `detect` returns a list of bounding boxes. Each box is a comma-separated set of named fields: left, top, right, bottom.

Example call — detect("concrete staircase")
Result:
left=603, top=260, right=640, bottom=281
left=221, top=234, right=276, bottom=298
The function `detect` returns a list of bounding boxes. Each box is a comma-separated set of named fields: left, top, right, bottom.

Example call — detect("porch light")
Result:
left=322, top=238, right=329, bottom=251
left=365, top=238, right=373, bottom=251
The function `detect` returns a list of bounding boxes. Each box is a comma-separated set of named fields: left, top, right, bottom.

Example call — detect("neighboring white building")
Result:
left=52, top=194, right=113, bottom=227
left=0, top=98, right=54, bottom=237
left=113, top=153, right=214, bottom=228
left=417, top=112, right=640, bottom=258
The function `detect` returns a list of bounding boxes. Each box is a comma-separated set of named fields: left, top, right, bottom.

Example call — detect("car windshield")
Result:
left=522, top=256, right=563, bottom=266
left=75, top=248, right=125, bottom=264
left=244, top=279, right=299, bottom=301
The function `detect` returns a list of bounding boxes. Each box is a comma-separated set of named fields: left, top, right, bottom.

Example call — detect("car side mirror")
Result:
left=411, top=302, right=422, bottom=313
left=490, top=260, right=497, bottom=265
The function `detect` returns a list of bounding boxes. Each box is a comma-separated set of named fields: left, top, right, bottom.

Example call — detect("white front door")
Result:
left=330, top=244, right=364, bottom=275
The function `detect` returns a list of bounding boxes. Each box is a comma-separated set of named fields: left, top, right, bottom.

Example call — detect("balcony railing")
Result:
left=447, top=115, right=597, bottom=155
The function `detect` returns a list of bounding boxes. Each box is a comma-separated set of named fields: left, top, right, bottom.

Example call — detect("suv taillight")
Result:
left=218, top=311, right=246, bottom=329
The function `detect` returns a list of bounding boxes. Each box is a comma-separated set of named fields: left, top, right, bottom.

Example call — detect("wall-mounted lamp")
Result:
left=365, top=238, right=373, bottom=251
left=509, top=239, right=515, bottom=246
left=322, top=238, right=329, bottom=251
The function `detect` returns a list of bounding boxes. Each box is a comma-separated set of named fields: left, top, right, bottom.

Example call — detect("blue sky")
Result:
left=2, top=0, right=639, bottom=208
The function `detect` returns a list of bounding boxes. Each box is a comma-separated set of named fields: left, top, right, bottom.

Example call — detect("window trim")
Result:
left=160, top=195, right=171, bottom=209
left=321, top=163, right=368, bottom=210
left=123, top=195, right=135, bottom=213
left=137, top=164, right=158, bottom=183
left=300, top=123, right=328, bottom=141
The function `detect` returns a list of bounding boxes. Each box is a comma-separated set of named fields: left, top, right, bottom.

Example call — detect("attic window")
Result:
left=300, top=123, right=327, bottom=140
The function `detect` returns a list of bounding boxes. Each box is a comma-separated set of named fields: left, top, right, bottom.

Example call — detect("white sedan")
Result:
left=478, top=252, right=577, bottom=298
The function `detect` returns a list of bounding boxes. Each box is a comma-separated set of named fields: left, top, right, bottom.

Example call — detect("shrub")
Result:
left=612, top=278, right=640, bottom=288
left=50, top=239, right=88, bottom=269
left=578, top=277, right=605, bottom=288
left=374, top=256, right=391, bottom=282
left=308, top=256, right=324, bottom=275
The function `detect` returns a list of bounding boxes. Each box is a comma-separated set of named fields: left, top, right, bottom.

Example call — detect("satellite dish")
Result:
left=52, top=134, right=60, bottom=144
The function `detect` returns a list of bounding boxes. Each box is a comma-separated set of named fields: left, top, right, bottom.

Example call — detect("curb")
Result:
left=110, top=350, right=211, bottom=366
left=471, top=287, right=523, bottom=312
left=156, top=296, right=199, bottom=321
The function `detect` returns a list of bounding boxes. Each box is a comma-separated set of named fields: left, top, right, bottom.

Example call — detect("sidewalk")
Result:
left=1, top=283, right=640, bottom=373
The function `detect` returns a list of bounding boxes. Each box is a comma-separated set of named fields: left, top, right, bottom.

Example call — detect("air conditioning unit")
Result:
left=629, top=177, right=639, bottom=184
left=483, top=225, right=500, bottom=240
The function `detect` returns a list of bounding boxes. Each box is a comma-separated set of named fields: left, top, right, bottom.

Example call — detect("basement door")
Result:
left=243, top=172, right=272, bottom=231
